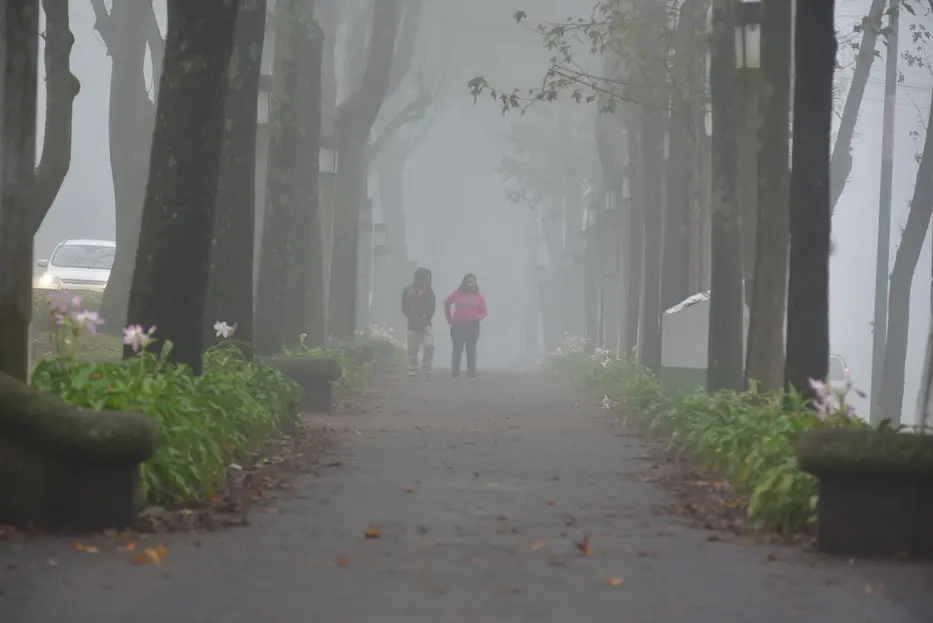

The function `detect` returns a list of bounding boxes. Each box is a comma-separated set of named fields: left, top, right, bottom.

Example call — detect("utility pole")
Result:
left=870, top=2, right=898, bottom=424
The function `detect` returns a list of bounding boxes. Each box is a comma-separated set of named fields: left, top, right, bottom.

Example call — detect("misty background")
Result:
left=34, top=0, right=931, bottom=417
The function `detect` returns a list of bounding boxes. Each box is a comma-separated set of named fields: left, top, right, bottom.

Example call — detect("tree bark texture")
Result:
left=745, top=0, right=791, bottom=392
left=94, top=0, right=162, bottom=329
left=125, top=0, right=240, bottom=374
left=205, top=0, right=266, bottom=350
left=255, top=0, right=326, bottom=352
left=327, top=0, right=403, bottom=341
left=707, top=0, right=745, bottom=392
left=876, top=86, right=933, bottom=424
left=784, top=0, right=835, bottom=396
left=0, top=1, right=39, bottom=383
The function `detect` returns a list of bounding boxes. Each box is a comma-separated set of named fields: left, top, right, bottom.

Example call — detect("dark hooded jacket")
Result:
left=401, top=267, right=436, bottom=331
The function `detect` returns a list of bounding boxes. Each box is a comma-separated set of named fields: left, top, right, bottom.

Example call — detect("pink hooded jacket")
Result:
left=443, top=290, right=487, bottom=325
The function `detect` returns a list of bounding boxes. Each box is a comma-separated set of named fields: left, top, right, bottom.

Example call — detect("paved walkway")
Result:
left=3, top=371, right=933, bottom=622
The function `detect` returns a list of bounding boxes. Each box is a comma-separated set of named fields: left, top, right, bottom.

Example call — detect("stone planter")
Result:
left=797, top=428, right=933, bottom=558
left=259, top=356, right=343, bottom=414
left=0, top=372, right=157, bottom=533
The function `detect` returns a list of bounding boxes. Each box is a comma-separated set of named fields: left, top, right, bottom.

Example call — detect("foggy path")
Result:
left=2, top=372, right=930, bottom=622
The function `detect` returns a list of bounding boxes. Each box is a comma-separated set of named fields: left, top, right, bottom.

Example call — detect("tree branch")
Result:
left=88, top=0, right=114, bottom=51
left=145, top=1, right=165, bottom=99
left=383, top=0, right=424, bottom=101
left=30, top=0, right=81, bottom=235
left=370, top=89, right=430, bottom=161
left=829, top=0, right=885, bottom=213
left=335, top=0, right=403, bottom=139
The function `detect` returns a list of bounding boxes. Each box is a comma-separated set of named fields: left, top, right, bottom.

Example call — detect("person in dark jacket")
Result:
left=401, top=267, right=436, bottom=378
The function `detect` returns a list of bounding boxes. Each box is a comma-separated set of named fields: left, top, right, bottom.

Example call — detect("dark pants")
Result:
left=450, top=322, right=480, bottom=376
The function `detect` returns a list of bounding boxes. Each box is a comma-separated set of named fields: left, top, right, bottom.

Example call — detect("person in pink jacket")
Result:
left=443, top=273, right=488, bottom=378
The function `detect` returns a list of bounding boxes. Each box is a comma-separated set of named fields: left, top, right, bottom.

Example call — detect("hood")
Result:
left=413, top=267, right=432, bottom=289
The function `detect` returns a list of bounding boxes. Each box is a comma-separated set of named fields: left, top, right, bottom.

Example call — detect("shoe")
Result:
left=452, top=370, right=460, bottom=378
left=408, top=371, right=417, bottom=379
left=423, top=371, right=432, bottom=380
left=467, top=370, right=477, bottom=378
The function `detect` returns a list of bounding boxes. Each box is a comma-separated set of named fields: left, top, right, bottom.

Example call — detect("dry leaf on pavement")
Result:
left=364, top=527, right=381, bottom=539
left=603, top=577, right=624, bottom=586
left=529, top=539, right=546, bottom=550
left=575, top=535, right=593, bottom=556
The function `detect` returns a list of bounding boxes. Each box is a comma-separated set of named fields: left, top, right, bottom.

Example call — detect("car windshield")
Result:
left=828, top=357, right=847, bottom=382
left=51, top=244, right=115, bottom=270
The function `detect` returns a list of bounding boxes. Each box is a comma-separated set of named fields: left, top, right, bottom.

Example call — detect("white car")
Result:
left=35, top=239, right=116, bottom=292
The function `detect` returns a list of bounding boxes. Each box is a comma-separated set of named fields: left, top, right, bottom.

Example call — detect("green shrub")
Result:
left=551, top=351, right=868, bottom=534
left=31, top=322, right=300, bottom=505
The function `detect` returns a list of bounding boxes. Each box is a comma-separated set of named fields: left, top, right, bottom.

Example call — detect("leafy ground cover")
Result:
left=551, top=345, right=868, bottom=534
left=25, top=291, right=403, bottom=513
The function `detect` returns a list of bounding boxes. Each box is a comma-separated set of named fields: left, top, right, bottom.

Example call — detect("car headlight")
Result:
left=38, top=273, right=62, bottom=289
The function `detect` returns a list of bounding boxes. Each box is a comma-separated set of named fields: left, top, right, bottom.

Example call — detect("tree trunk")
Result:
left=205, top=0, right=266, bottom=349
left=95, top=1, right=160, bottom=330
left=7, top=0, right=79, bottom=382
left=626, top=127, right=645, bottom=355
left=737, top=73, right=760, bottom=307
left=125, top=0, right=240, bottom=374
left=707, top=0, right=745, bottom=392
left=876, top=87, right=933, bottom=424
left=283, top=5, right=326, bottom=347
left=327, top=0, right=403, bottom=341
left=662, top=0, right=708, bottom=310
left=784, top=0, right=835, bottom=397
left=375, top=142, right=411, bottom=334
left=0, top=2, right=39, bottom=383
left=745, top=0, right=792, bottom=392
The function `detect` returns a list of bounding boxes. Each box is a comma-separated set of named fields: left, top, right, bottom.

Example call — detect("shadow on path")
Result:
left=2, top=371, right=932, bottom=622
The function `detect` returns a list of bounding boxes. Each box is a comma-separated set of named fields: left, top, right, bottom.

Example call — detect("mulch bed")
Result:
left=133, top=419, right=332, bottom=534
left=624, top=418, right=815, bottom=548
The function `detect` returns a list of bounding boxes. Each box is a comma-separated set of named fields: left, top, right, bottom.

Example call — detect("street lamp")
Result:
left=319, top=134, right=338, bottom=175
left=734, top=0, right=762, bottom=70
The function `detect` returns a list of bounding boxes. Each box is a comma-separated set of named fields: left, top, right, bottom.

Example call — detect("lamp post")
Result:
left=734, top=0, right=761, bottom=308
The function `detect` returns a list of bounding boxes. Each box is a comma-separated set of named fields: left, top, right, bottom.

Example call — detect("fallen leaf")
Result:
left=469, top=557, right=485, bottom=564
left=529, top=539, right=547, bottom=550
left=405, top=487, right=416, bottom=493
left=72, top=542, right=99, bottom=554
left=121, top=542, right=137, bottom=552
left=47, top=558, right=59, bottom=567
left=603, top=577, right=624, bottom=586
left=143, top=544, right=168, bottom=564
left=364, top=527, right=381, bottom=539
left=575, top=535, right=593, bottom=557
left=546, top=500, right=556, bottom=506
left=336, top=557, right=349, bottom=567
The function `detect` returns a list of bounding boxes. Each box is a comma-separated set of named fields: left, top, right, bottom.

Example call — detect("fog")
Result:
left=32, top=0, right=933, bottom=406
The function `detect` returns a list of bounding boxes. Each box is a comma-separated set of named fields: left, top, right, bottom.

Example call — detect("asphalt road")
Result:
left=2, top=371, right=932, bottom=622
